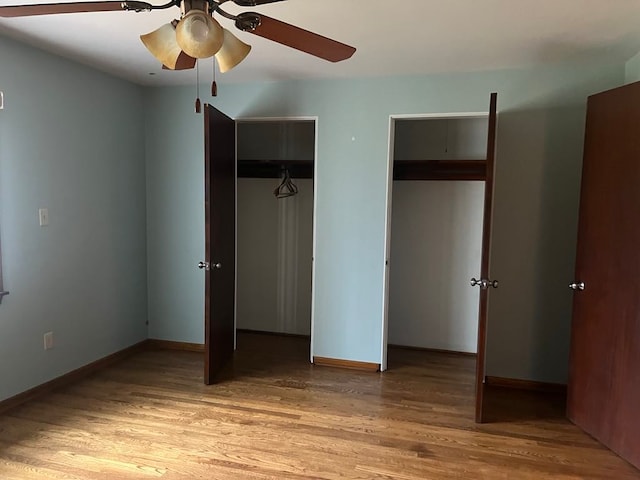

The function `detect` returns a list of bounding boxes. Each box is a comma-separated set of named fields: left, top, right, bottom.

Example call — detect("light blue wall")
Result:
left=0, top=32, right=627, bottom=401
left=625, top=51, right=640, bottom=83
left=144, top=91, right=208, bottom=342
left=0, top=35, right=147, bottom=401
left=145, top=62, right=623, bottom=382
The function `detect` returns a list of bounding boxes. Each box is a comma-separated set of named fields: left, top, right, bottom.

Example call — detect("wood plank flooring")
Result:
left=1, top=332, right=638, bottom=479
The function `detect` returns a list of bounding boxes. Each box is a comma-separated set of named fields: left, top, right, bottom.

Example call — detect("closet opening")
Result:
left=382, top=114, right=489, bottom=372
left=235, top=118, right=317, bottom=362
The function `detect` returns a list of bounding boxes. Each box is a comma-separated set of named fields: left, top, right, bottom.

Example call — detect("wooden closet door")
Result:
left=475, top=92, right=498, bottom=423
left=204, top=104, right=236, bottom=385
left=567, top=81, right=640, bottom=469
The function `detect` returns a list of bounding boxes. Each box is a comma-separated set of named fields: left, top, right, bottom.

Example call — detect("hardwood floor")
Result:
left=0, top=332, right=638, bottom=479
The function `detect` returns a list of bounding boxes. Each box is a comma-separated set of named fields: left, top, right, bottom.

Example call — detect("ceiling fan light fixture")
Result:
left=176, top=9, right=224, bottom=59
left=215, top=29, right=251, bottom=73
left=140, top=23, right=183, bottom=70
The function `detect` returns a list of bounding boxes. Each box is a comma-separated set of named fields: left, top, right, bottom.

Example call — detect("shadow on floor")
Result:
left=481, top=384, right=567, bottom=423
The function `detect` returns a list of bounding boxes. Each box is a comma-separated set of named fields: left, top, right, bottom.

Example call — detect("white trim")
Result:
left=236, top=116, right=318, bottom=123
left=380, top=116, right=396, bottom=372
left=234, top=121, right=238, bottom=350
left=310, top=118, right=319, bottom=363
left=381, top=111, right=490, bottom=370
left=390, top=112, right=488, bottom=120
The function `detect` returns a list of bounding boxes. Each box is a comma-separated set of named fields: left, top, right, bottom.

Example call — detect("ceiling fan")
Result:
left=0, top=0, right=357, bottom=73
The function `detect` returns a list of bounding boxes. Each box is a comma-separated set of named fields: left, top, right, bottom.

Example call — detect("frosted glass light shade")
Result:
left=215, top=29, right=251, bottom=73
left=140, top=23, right=183, bottom=70
left=176, top=9, right=224, bottom=59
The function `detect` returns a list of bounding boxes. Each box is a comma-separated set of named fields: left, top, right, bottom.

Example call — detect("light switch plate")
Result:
left=44, top=332, right=54, bottom=350
left=39, top=208, right=49, bottom=226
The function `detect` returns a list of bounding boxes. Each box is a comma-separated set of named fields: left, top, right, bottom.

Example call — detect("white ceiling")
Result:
left=1, top=0, right=640, bottom=87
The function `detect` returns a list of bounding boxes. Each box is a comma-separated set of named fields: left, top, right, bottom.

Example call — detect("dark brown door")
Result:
left=204, top=104, right=236, bottom=385
left=567, top=82, right=640, bottom=469
left=474, top=92, right=498, bottom=423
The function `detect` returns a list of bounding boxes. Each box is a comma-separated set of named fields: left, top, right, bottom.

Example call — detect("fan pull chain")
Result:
left=211, top=57, right=218, bottom=97
left=195, top=59, right=201, bottom=114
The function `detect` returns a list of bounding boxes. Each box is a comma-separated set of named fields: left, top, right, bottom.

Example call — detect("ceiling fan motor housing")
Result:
left=180, top=0, right=211, bottom=16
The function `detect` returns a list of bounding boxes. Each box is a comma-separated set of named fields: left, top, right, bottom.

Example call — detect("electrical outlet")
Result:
left=44, top=331, right=54, bottom=350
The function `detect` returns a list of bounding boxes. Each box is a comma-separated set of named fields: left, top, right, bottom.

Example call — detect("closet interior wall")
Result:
left=236, top=121, right=315, bottom=336
left=388, top=117, right=487, bottom=353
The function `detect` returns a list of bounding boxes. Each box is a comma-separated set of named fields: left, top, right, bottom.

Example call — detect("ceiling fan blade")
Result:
left=235, top=12, right=355, bottom=63
left=162, top=52, right=196, bottom=70
left=0, top=1, right=152, bottom=18
left=233, top=0, right=286, bottom=5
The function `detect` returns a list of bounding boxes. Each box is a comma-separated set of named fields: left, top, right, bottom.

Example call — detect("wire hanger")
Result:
left=273, top=167, right=299, bottom=199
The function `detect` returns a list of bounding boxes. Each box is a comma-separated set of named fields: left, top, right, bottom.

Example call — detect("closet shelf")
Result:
left=393, top=160, right=486, bottom=181
left=237, top=160, right=313, bottom=179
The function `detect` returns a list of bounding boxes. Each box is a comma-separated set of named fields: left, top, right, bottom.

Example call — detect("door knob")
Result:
left=569, top=281, right=585, bottom=291
left=213, top=262, right=222, bottom=269
left=470, top=277, right=498, bottom=289
left=198, top=261, right=210, bottom=271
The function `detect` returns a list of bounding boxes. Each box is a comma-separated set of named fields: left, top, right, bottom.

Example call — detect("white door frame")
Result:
left=234, top=116, right=319, bottom=361
left=380, top=112, right=488, bottom=371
